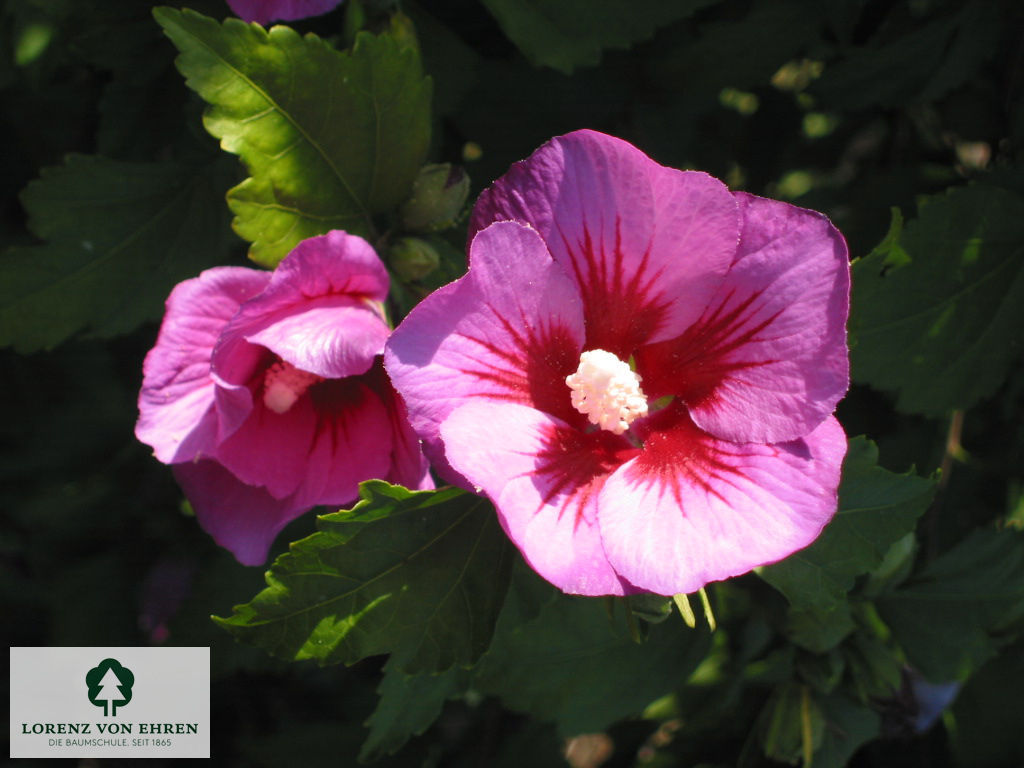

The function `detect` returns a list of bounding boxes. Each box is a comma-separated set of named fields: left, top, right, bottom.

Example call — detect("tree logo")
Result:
left=85, top=658, right=134, bottom=716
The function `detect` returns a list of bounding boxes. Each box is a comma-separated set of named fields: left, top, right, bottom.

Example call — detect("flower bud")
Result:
left=399, top=163, right=470, bottom=233
left=389, top=237, right=441, bottom=282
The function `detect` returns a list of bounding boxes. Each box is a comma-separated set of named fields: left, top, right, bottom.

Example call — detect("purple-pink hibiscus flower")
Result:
left=384, top=130, right=850, bottom=597
left=226, top=0, right=342, bottom=25
left=137, top=231, right=431, bottom=565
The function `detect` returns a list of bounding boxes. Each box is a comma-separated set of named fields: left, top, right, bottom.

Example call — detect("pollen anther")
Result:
left=566, top=349, right=649, bottom=434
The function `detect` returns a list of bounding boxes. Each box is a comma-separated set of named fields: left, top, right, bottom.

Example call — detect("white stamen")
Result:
left=566, top=349, right=648, bottom=434
left=263, top=360, right=322, bottom=414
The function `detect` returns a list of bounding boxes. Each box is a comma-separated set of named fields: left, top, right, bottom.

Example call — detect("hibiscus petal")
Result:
left=362, top=362, right=435, bottom=491
left=471, top=129, right=739, bottom=354
left=385, top=220, right=586, bottom=482
left=136, top=266, right=270, bottom=463
left=226, top=0, right=343, bottom=25
left=277, top=230, right=389, bottom=303
left=172, top=459, right=308, bottom=566
left=243, top=297, right=390, bottom=379
left=214, top=375, right=393, bottom=504
left=598, top=410, right=847, bottom=596
left=441, top=400, right=633, bottom=596
left=637, top=192, right=850, bottom=444
left=213, top=231, right=390, bottom=382
left=301, top=377, right=396, bottom=506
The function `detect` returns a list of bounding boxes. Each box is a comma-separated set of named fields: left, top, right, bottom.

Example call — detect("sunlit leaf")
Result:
left=155, top=7, right=431, bottom=266
left=214, top=482, right=515, bottom=674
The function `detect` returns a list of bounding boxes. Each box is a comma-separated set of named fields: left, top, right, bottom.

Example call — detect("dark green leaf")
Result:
left=796, top=649, right=846, bottom=695
left=760, top=437, right=935, bottom=613
left=652, top=0, right=823, bottom=104
left=950, top=640, right=1024, bottom=768
left=472, top=573, right=712, bottom=735
left=0, top=153, right=236, bottom=352
left=214, top=482, right=515, bottom=674
left=877, top=528, right=1024, bottom=681
left=812, top=4, right=1000, bottom=110
left=850, top=184, right=1024, bottom=415
left=481, top=0, right=719, bottom=74
left=843, top=630, right=902, bottom=703
left=360, top=657, right=468, bottom=761
left=758, top=682, right=823, bottom=765
left=813, top=693, right=881, bottom=768
left=155, top=7, right=432, bottom=266
left=787, top=603, right=855, bottom=653
left=404, top=2, right=481, bottom=117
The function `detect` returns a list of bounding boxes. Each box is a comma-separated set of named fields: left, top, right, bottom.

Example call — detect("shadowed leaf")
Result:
left=0, top=153, right=235, bottom=352
left=850, top=184, right=1024, bottom=415
left=878, top=528, right=1024, bottom=681
left=760, top=437, right=935, bottom=613
left=481, top=0, right=719, bottom=74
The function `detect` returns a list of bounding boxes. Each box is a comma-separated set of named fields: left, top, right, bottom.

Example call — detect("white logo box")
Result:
left=10, top=647, right=210, bottom=759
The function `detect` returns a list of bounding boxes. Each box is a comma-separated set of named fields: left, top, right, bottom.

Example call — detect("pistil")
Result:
left=262, top=360, right=322, bottom=414
left=565, top=349, right=648, bottom=435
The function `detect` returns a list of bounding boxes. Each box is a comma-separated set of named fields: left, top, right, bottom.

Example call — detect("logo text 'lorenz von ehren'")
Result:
left=85, top=659, right=134, bottom=716
left=10, top=646, right=210, bottom=758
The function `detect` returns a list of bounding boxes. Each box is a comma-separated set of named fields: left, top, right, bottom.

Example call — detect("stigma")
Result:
left=565, top=349, right=648, bottom=435
left=262, top=360, right=322, bottom=414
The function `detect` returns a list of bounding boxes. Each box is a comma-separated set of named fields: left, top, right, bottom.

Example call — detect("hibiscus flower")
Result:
left=226, top=0, right=343, bottom=25
left=137, top=231, right=431, bottom=565
left=384, top=130, right=849, bottom=597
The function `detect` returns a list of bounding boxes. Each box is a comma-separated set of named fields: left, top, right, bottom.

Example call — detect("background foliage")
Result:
left=3, top=0, right=1023, bottom=766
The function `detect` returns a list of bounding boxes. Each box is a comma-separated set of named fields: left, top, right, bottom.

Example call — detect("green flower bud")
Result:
left=627, top=593, right=674, bottom=624
left=399, top=163, right=470, bottom=233
left=389, top=237, right=441, bottom=282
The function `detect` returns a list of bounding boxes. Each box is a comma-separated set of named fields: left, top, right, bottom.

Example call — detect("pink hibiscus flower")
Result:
left=137, top=231, right=431, bottom=565
left=384, top=130, right=850, bottom=597
left=226, top=0, right=343, bottom=25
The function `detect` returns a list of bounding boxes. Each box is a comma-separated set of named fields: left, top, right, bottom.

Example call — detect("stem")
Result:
left=928, top=409, right=965, bottom=560
left=801, top=686, right=814, bottom=768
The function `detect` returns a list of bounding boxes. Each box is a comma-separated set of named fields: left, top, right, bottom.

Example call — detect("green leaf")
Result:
left=214, top=482, right=515, bottom=674
left=652, top=0, right=823, bottom=103
left=758, top=683, right=823, bottom=766
left=812, top=3, right=1000, bottom=110
left=843, top=630, right=902, bottom=703
left=813, top=693, right=881, bottom=768
left=760, top=437, right=935, bottom=613
left=155, top=7, right=432, bottom=267
left=787, top=603, right=855, bottom=653
left=480, top=0, right=719, bottom=74
left=796, top=649, right=845, bottom=695
left=0, top=153, right=236, bottom=352
left=472, top=573, right=712, bottom=736
left=359, top=657, right=468, bottom=761
left=950, top=640, right=1024, bottom=768
left=850, top=184, right=1024, bottom=415
left=877, top=528, right=1024, bottom=681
